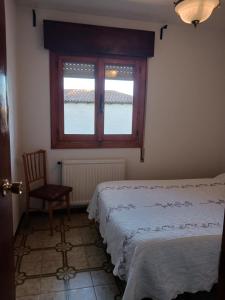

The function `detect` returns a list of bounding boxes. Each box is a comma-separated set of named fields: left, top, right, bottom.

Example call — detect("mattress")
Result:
left=87, top=175, right=225, bottom=300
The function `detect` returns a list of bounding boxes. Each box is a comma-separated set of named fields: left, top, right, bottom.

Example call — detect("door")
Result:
left=0, top=0, right=15, bottom=299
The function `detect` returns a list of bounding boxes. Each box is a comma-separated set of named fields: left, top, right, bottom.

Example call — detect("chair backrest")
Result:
left=22, top=150, right=47, bottom=192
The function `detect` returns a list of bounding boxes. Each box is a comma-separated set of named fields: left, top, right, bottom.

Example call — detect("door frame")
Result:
left=0, top=0, right=15, bottom=299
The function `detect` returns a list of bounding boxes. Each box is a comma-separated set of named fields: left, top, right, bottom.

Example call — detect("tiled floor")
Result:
left=14, top=211, right=123, bottom=300
left=14, top=211, right=216, bottom=300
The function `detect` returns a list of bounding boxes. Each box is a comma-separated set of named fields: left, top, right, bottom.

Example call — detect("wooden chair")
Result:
left=23, top=150, right=72, bottom=235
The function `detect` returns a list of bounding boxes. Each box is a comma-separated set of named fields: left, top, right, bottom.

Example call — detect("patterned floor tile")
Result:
left=64, top=213, right=92, bottom=227
left=26, top=230, right=61, bottom=248
left=39, top=291, right=68, bottom=300
left=65, top=228, right=83, bottom=245
left=40, top=277, right=66, bottom=293
left=39, top=287, right=97, bottom=300
left=91, top=270, right=116, bottom=286
left=42, top=249, right=62, bottom=262
left=16, top=278, right=41, bottom=297
left=67, top=247, right=89, bottom=270
left=14, top=245, right=31, bottom=257
left=25, top=232, right=45, bottom=249
left=41, top=259, right=62, bottom=275
left=46, top=232, right=62, bottom=246
left=28, top=215, right=61, bottom=231
left=14, top=212, right=120, bottom=300
left=68, top=272, right=93, bottom=289
left=85, top=246, right=108, bottom=268
left=68, top=287, right=96, bottom=300
left=29, top=216, right=50, bottom=230
left=15, top=211, right=215, bottom=300
left=17, top=296, right=40, bottom=300
left=20, top=252, right=42, bottom=276
left=15, top=233, right=24, bottom=247
left=20, top=258, right=42, bottom=276
left=23, top=251, right=43, bottom=263
left=80, top=227, right=98, bottom=244
left=94, top=284, right=120, bottom=300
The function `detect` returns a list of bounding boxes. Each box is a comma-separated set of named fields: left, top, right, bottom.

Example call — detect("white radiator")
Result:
left=62, top=159, right=125, bottom=205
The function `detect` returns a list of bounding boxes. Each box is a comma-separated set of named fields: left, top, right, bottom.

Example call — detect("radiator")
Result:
left=62, top=159, right=125, bottom=205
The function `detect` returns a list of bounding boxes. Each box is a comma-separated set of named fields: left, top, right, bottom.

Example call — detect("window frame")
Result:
left=50, top=52, right=147, bottom=149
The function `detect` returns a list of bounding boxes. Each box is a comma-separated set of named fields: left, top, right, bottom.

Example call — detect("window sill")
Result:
left=51, top=139, right=141, bottom=149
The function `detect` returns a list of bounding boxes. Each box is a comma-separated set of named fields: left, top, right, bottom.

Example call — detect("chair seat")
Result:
left=29, top=184, right=72, bottom=201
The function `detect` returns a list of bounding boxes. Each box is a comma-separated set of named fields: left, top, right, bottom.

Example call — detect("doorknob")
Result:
left=1, top=179, right=23, bottom=197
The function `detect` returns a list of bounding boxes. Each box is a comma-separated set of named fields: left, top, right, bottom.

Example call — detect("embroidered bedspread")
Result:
left=87, top=176, right=225, bottom=300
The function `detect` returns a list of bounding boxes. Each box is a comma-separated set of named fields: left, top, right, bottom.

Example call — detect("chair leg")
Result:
left=66, top=193, right=71, bottom=221
left=48, top=202, right=54, bottom=235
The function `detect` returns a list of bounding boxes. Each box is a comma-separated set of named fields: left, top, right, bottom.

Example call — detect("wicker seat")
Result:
left=23, top=150, right=72, bottom=235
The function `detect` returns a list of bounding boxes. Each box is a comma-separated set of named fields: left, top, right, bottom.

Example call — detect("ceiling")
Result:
left=16, top=0, right=225, bottom=29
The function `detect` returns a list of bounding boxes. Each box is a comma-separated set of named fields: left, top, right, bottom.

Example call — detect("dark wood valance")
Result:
left=43, top=20, right=155, bottom=58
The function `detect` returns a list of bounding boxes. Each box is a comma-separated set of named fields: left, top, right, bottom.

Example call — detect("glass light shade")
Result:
left=175, top=0, right=220, bottom=25
left=105, top=69, right=118, bottom=78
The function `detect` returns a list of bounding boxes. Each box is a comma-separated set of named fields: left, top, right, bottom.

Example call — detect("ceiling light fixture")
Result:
left=105, top=69, right=118, bottom=78
left=174, top=0, right=220, bottom=27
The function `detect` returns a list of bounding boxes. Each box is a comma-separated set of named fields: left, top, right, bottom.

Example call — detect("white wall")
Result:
left=5, top=0, right=24, bottom=233
left=17, top=7, right=225, bottom=186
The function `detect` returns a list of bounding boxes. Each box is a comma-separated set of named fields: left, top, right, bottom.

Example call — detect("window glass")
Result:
left=63, top=62, right=95, bottom=134
left=50, top=54, right=146, bottom=149
left=104, top=65, right=134, bottom=134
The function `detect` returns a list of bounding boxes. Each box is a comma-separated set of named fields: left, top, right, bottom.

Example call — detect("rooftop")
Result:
left=64, top=89, right=133, bottom=104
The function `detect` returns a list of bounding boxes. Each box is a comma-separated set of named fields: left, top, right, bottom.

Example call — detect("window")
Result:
left=50, top=53, right=147, bottom=149
left=44, top=20, right=155, bottom=150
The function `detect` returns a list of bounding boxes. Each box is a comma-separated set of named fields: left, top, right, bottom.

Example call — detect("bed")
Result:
left=87, top=175, right=225, bottom=300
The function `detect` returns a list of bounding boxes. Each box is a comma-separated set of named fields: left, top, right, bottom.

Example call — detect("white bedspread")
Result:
left=87, top=177, right=225, bottom=300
